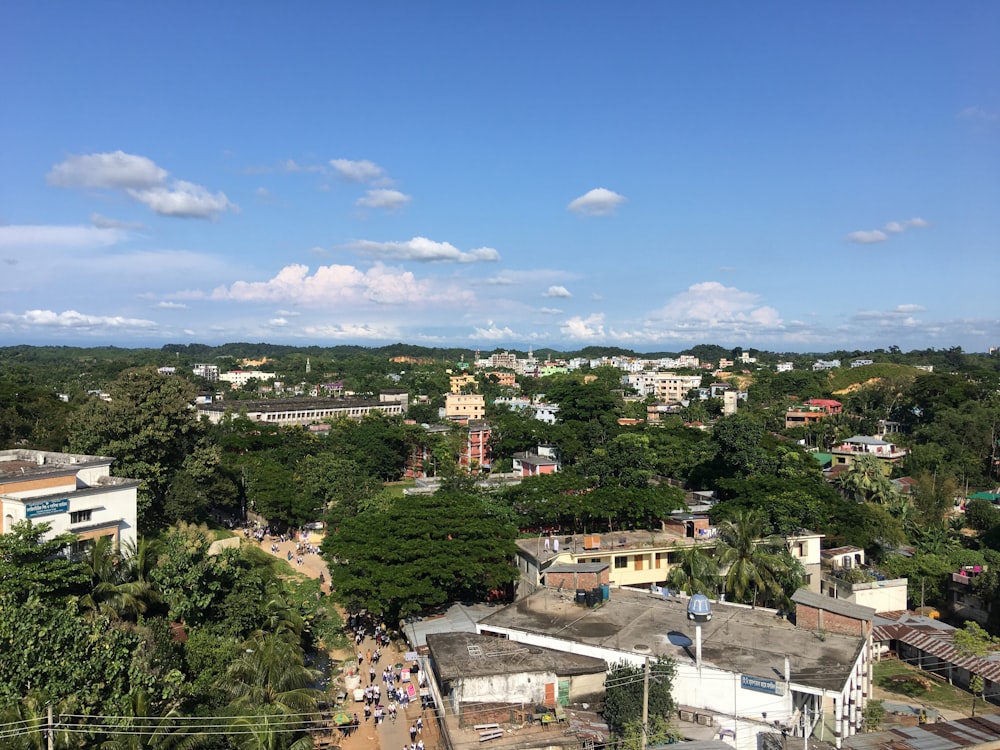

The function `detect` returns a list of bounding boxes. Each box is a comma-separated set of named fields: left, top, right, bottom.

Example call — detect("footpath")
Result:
left=253, top=534, right=440, bottom=750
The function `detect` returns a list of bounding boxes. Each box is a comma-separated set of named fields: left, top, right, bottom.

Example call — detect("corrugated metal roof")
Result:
left=845, top=715, right=1000, bottom=750
left=873, top=622, right=1000, bottom=682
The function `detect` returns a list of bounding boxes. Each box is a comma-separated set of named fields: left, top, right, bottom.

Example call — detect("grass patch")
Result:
left=873, top=659, right=974, bottom=716
left=383, top=479, right=416, bottom=498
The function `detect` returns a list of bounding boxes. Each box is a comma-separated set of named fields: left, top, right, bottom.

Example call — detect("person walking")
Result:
left=410, top=724, right=417, bottom=742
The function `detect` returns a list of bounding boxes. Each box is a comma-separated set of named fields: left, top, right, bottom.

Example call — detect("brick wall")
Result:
left=795, top=604, right=867, bottom=637
left=545, top=569, right=609, bottom=590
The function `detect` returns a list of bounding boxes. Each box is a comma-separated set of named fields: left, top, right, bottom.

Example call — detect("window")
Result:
left=70, top=509, right=92, bottom=524
left=634, top=557, right=644, bottom=571
left=614, top=556, right=628, bottom=569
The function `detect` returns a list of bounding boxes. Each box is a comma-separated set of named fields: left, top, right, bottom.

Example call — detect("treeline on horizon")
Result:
left=1, top=341, right=997, bottom=369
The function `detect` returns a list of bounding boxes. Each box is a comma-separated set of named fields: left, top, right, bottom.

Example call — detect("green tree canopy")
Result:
left=67, top=367, right=203, bottom=531
left=322, top=490, right=518, bottom=624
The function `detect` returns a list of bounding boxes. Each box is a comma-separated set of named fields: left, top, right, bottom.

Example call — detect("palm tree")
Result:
left=666, top=544, right=718, bottom=596
left=79, top=536, right=160, bottom=621
left=714, top=510, right=802, bottom=608
left=224, top=633, right=322, bottom=750
left=835, top=454, right=897, bottom=504
left=97, top=690, right=200, bottom=749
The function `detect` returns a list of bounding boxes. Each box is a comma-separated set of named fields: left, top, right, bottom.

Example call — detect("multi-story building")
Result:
left=484, top=371, right=517, bottom=388
left=192, top=363, right=220, bottom=382
left=514, top=517, right=822, bottom=594
left=462, top=420, right=491, bottom=473
left=813, top=359, right=841, bottom=371
left=445, top=393, right=486, bottom=421
left=776, top=361, right=794, bottom=372
left=785, top=399, right=843, bottom=429
left=623, top=372, right=702, bottom=402
left=197, top=394, right=406, bottom=426
left=448, top=373, right=477, bottom=392
left=818, top=546, right=908, bottom=613
left=830, top=435, right=908, bottom=473
left=479, top=586, right=869, bottom=750
left=219, top=370, right=277, bottom=388
left=653, top=373, right=703, bottom=403
left=1, top=449, right=138, bottom=552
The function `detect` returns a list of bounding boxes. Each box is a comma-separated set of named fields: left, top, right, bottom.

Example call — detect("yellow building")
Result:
left=449, top=373, right=477, bottom=392
left=445, top=393, right=486, bottom=421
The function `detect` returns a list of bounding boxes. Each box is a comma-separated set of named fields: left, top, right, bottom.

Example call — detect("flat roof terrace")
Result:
left=479, top=587, right=865, bottom=693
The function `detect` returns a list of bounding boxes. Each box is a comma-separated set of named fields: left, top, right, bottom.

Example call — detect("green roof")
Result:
left=812, top=452, right=832, bottom=467
left=968, top=492, right=1000, bottom=502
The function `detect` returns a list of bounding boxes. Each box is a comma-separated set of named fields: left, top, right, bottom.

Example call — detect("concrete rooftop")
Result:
left=479, top=587, right=865, bottom=692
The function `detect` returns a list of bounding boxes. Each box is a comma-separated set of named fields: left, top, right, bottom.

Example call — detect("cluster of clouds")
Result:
left=47, top=151, right=237, bottom=220
left=251, top=156, right=412, bottom=212
left=847, top=217, right=929, bottom=244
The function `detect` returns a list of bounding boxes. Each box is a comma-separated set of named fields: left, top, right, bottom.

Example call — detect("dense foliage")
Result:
left=2, top=342, right=1000, bottom=742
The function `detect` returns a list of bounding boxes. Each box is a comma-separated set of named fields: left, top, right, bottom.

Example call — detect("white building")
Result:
left=478, top=588, right=871, bottom=750
left=0, top=449, right=138, bottom=552
left=624, top=372, right=703, bottom=402
left=192, top=364, right=220, bottom=382
left=219, top=370, right=277, bottom=388
left=197, top=396, right=405, bottom=426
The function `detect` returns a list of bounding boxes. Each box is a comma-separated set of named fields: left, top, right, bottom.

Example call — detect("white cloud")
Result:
left=155, top=301, right=187, bottom=310
left=0, top=309, right=157, bottom=330
left=894, top=303, right=926, bottom=314
left=0, top=224, right=126, bottom=248
left=355, top=189, right=412, bottom=210
left=567, top=188, right=626, bottom=216
left=330, top=158, right=387, bottom=183
left=470, top=320, right=519, bottom=341
left=481, top=269, right=574, bottom=286
left=347, top=237, right=500, bottom=263
left=958, top=106, right=999, bottom=122
left=884, top=217, right=929, bottom=233
left=127, top=181, right=238, bottom=219
left=538, top=307, right=563, bottom=315
left=544, top=285, right=572, bottom=298
left=849, top=217, right=929, bottom=244
left=847, top=230, right=889, bottom=244
left=90, top=213, right=145, bottom=230
left=211, top=262, right=474, bottom=307
left=275, top=309, right=301, bottom=317
left=303, top=322, right=401, bottom=340
left=560, top=313, right=606, bottom=339
left=244, top=159, right=325, bottom=174
left=49, top=151, right=237, bottom=220
left=649, top=281, right=783, bottom=329
left=47, top=151, right=167, bottom=189
left=269, top=317, right=288, bottom=327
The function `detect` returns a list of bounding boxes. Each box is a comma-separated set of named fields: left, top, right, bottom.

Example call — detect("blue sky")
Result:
left=1, top=3, right=997, bottom=352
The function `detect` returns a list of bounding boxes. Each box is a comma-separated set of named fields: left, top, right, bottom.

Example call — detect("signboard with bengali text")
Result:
left=740, top=674, right=784, bottom=696
left=25, top=498, right=69, bottom=519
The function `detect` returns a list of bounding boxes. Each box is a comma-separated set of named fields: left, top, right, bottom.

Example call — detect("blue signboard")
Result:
left=741, top=674, right=784, bottom=696
left=25, top=498, right=69, bottom=519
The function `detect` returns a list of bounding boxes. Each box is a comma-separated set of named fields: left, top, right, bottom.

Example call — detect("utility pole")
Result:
left=47, top=704, right=54, bottom=750
left=641, top=657, right=650, bottom=750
